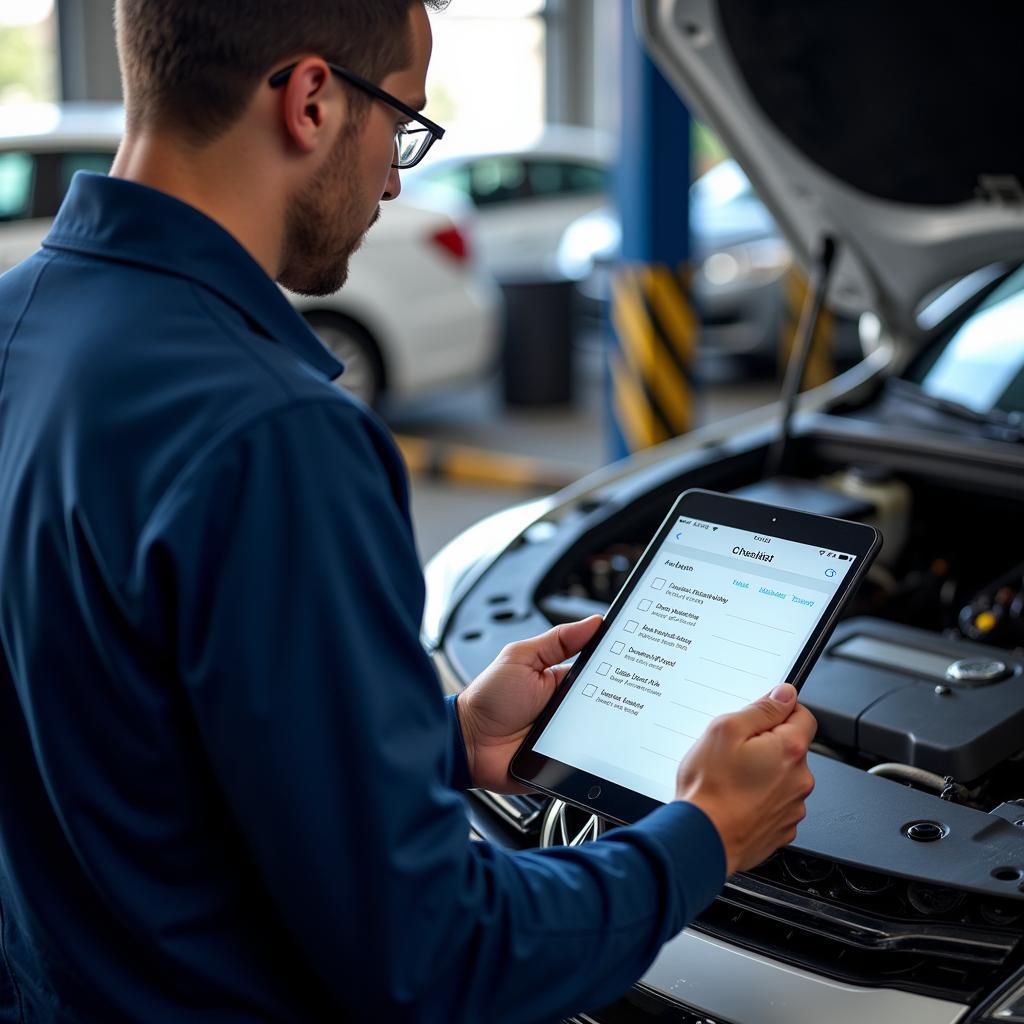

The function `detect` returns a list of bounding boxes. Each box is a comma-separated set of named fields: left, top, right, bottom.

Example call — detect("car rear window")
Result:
left=58, top=152, right=114, bottom=196
left=30, top=151, right=117, bottom=219
left=469, top=157, right=530, bottom=206
left=526, top=160, right=607, bottom=198
left=0, top=152, right=35, bottom=222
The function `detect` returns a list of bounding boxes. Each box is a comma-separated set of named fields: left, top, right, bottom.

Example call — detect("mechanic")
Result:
left=0, top=2, right=816, bottom=1021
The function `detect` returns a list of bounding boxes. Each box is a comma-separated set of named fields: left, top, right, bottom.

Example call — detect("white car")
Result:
left=0, top=103, right=501, bottom=407
left=409, top=124, right=612, bottom=282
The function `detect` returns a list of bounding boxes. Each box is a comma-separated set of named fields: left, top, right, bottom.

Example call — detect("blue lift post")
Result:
left=609, top=1, right=698, bottom=459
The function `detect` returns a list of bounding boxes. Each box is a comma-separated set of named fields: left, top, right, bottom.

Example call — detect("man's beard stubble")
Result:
left=278, top=126, right=380, bottom=298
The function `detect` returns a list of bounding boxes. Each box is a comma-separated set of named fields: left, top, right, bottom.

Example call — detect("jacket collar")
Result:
left=43, top=173, right=343, bottom=380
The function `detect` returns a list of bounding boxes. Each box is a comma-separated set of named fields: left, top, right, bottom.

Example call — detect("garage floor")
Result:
left=387, top=342, right=778, bottom=561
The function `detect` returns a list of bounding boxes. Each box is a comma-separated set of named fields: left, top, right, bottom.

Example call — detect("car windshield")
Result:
left=906, top=263, right=1024, bottom=416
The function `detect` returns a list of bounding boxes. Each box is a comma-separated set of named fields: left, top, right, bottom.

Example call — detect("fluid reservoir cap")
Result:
left=905, top=821, right=949, bottom=842
left=975, top=610, right=998, bottom=633
left=946, top=658, right=1010, bottom=684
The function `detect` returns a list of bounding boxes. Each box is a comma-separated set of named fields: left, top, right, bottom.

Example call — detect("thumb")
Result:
left=504, top=615, right=603, bottom=670
left=557, top=614, right=604, bottom=658
left=731, top=683, right=798, bottom=737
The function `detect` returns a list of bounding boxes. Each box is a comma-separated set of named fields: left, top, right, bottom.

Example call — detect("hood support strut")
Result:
left=767, top=237, right=839, bottom=478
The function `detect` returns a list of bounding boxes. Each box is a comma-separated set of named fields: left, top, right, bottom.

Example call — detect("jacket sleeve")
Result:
left=444, top=694, right=474, bottom=792
left=137, top=398, right=726, bottom=1024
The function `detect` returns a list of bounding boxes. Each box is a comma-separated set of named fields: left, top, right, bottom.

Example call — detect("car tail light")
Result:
left=431, top=224, right=469, bottom=264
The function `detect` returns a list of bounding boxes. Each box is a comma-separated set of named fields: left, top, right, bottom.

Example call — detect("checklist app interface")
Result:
left=534, top=516, right=856, bottom=803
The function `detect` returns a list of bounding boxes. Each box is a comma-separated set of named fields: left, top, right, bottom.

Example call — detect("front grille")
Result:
left=470, top=790, right=547, bottom=834
left=691, top=850, right=1024, bottom=1002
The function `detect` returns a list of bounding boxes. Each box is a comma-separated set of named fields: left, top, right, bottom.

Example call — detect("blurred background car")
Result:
left=414, top=124, right=861, bottom=376
left=409, top=124, right=611, bottom=283
left=556, top=158, right=862, bottom=373
left=0, top=102, right=501, bottom=408
left=286, top=177, right=500, bottom=409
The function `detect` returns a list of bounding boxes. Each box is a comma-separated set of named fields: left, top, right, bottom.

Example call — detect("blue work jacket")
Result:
left=0, top=173, right=724, bottom=1023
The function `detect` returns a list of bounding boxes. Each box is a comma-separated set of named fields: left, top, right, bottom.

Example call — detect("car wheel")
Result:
left=303, top=312, right=385, bottom=408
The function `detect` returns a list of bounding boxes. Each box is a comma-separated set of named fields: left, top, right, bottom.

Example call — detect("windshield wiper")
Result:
left=885, top=379, right=1024, bottom=443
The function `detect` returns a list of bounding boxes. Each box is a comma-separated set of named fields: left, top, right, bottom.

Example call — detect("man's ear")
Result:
left=277, top=57, right=345, bottom=154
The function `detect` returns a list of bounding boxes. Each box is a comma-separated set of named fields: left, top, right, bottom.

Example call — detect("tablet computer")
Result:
left=510, top=488, right=880, bottom=825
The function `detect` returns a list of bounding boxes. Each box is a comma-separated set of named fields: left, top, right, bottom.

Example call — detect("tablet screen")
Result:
left=532, top=515, right=857, bottom=803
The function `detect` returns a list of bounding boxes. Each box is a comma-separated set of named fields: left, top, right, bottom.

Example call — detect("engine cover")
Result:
left=803, top=618, right=1024, bottom=781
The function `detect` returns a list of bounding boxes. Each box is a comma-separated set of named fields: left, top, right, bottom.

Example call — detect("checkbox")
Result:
left=582, top=684, right=597, bottom=697
left=610, top=641, right=625, bottom=655
left=624, top=619, right=639, bottom=633
left=652, top=577, right=666, bottom=590
left=597, top=662, right=611, bottom=676
left=638, top=599, right=652, bottom=611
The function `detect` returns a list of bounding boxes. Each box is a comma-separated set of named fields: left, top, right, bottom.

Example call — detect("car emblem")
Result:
left=539, top=799, right=606, bottom=849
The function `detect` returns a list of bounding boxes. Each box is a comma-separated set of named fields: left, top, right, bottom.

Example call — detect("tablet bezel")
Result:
left=509, top=487, right=881, bottom=826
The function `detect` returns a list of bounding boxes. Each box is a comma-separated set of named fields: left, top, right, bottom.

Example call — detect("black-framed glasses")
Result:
left=268, top=61, right=445, bottom=169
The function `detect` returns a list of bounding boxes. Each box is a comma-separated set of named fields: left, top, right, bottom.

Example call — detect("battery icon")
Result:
left=838, top=553, right=851, bottom=560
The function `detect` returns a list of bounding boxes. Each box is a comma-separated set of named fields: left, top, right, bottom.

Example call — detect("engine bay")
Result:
left=437, top=420, right=1024, bottom=1003
left=534, top=459, right=1024, bottom=820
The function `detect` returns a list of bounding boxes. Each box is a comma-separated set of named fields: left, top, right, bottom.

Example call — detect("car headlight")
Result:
left=700, top=237, right=792, bottom=288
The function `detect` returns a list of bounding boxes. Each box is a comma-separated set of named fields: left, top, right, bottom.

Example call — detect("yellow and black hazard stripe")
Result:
left=610, top=263, right=699, bottom=453
left=779, top=267, right=836, bottom=390
left=393, top=434, right=578, bottom=491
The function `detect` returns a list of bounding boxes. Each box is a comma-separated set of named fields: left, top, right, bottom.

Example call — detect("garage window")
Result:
left=427, top=1, right=546, bottom=144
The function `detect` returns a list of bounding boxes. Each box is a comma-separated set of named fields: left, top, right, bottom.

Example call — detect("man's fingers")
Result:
left=727, top=683, right=798, bottom=738
left=504, top=616, right=602, bottom=670
left=770, top=704, right=818, bottom=752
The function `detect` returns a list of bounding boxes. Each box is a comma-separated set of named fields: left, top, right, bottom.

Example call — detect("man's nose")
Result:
left=382, top=163, right=402, bottom=202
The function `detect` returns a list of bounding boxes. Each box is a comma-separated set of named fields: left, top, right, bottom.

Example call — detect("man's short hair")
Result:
left=115, top=1, right=448, bottom=144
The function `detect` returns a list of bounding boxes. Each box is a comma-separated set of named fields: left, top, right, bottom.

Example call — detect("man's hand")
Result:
left=456, top=616, right=603, bottom=793
left=675, top=683, right=817, bottom=877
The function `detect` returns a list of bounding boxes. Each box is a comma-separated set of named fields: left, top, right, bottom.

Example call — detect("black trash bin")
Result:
left=500, top=275, right=575, bottom=407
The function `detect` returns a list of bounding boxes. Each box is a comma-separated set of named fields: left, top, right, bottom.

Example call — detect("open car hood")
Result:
left=637, top=0, right=1024, bottom=338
